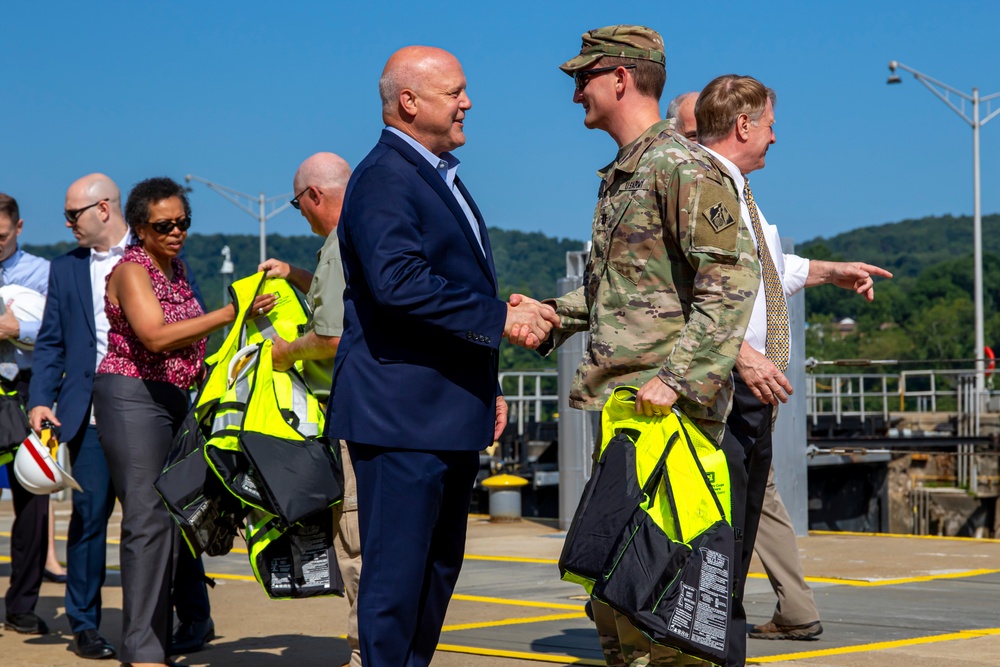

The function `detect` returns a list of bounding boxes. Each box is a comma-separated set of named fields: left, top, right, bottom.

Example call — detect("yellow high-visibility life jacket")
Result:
left=196, top=273, right=343, bottom=600
left=560, top=386, right=731, bottom=592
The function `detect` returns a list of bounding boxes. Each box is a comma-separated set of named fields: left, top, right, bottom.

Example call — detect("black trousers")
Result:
left=721, top=372, right=774, bottom=667
left=4, top=371, right=47, bottom=618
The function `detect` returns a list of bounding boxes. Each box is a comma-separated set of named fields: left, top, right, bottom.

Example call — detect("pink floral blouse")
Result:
left=97, top=245, right=206, bottom=389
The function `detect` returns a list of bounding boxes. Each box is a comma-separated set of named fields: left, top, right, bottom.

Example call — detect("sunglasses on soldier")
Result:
left=574, top=64, right=636, bottom=91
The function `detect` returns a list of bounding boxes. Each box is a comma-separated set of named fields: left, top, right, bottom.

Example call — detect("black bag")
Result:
left=559, top=427, right=653, bottom=589
left=238, top=431, right=344, bottom=526
left=591, top=430, right=734, bottom=665
left=155, top=409, right=248, bottom=557
left=0, top=391, right=30, bottom=461
left=245, top=507, right=345, bottom=600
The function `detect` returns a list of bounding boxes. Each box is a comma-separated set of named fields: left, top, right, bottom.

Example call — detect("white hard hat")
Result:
left=13, top=430, right=82, bottom=494
left=0, top=285, right=46, bottom=351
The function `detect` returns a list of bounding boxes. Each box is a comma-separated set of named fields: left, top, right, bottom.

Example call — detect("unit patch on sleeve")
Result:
left=704, top=201, right=735, bottom=233
left=692, top=180, right=740, bottom=255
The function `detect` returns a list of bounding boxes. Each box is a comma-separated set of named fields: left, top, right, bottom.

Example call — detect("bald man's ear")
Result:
left=97, top=199, right=111, bottom=223
left=399, top=88, right=419, bottom=118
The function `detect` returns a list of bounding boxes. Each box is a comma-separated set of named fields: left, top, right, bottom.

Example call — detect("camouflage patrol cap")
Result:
left=559, top=25, right=666, bottom=75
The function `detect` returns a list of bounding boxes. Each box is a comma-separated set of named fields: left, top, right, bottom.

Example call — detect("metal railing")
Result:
left=498, top=371, right=559, bottom=436
left=807, top=368, right=989, bottom=435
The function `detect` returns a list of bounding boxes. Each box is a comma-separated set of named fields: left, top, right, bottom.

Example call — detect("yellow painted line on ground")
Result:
left=749, top=627, right=1000, bottom=663
left=466, top=553, right=559, bottom=565
left=811, top=529, right=1000, bottom=544
left=442, top=611, right=586, bottom=633
left=436, top=643, right=604, bottom=666
left=206, top=571, right=258, bottom=582
left=453, top=593, right=584, bottom=611
left=746, top=569, right=1000, bottom=587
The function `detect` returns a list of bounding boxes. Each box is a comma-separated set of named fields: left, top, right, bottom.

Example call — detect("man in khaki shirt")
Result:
left=258, top=151, right=359, bottom=667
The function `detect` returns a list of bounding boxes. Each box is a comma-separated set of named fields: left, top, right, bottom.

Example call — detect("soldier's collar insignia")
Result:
left=705, top=201, right=736, bottom=232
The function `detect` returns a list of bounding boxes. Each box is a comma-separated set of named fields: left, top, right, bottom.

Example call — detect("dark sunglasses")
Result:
left=146, top=217, right=191, bottom=234
left=574, top=64, right=636, bottom=91
left=290, top=186, right=311, bottom=210
left=64, top=198, right=109, bottom=223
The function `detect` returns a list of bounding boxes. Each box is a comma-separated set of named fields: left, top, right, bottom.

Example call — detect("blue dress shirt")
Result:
left=1, top=247, right=51, bottom=369
left=384, top=126, right=485, bottom=255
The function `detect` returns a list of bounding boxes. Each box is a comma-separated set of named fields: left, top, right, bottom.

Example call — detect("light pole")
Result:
left=185, top=174, right=293, bottom=264
left=887, top=61, right=1000, bottom=400
left=220, top=245, right=235, bottom=338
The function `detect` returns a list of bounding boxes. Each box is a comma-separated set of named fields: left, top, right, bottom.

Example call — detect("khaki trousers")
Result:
left=754, top=465, right=819, bottom=626
left=334, top=439, right=363, bottom=667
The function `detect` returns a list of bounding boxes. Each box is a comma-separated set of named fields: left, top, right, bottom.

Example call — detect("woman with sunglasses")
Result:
left=92, top=177, right=274, bottom=667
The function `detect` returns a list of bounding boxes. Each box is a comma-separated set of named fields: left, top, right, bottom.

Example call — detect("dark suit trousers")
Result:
left=721, top=372, right=774, bottom=667
left=348, top=443, right=479, bottom=667
left=4, top=372, right=47, bottom=617
left=64, top=424, right=116, bottom=633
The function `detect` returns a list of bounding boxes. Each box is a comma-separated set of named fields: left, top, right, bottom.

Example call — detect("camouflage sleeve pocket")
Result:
left=689, top=179, right=740, bottom=261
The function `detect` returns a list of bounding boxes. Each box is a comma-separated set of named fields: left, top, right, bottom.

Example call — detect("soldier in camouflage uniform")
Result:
left=541, top=25, right=760, bottom=667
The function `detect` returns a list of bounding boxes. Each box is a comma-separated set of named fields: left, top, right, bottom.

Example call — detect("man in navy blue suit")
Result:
left=29, top=173, right=214, bottom=660
left=329, top=46, right=558, bottom=666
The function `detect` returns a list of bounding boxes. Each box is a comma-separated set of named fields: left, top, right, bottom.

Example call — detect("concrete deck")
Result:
left=2, top=499, right=999, bottom=666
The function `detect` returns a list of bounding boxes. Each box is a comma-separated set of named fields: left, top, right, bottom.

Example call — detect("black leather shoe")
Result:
left=169, top=618, right=215, bottom=655
left=73, top=628, right=116, bottom=659
left=4, top=612, right=48, bottom=634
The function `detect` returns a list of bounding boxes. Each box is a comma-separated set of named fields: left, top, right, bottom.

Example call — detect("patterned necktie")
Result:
left=743, top=181, right=789, bottom=372
left=0, top=268, right=18, bottom=381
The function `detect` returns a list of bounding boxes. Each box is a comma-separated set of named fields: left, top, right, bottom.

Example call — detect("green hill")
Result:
left=798, top=212, right=1000, bottom=278
left=796, top=213, right=1000, bottom=364
left=23, top=229, right=583, bottom=368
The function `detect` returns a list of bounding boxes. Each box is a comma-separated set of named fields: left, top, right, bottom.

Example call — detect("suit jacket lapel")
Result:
left=455, top=176, right=496, bottom=285
left=73, top=250, right=96, bottom=337
left=380, top=131, right=496, bottom=286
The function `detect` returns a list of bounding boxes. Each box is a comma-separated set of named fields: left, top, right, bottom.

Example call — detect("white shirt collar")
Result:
left=91, top=230, right=132, bottom=260
left=700, top=146, right=746, bottom=195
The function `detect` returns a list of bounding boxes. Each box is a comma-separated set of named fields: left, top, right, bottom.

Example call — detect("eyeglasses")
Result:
left=146, top=217, right=191, bottom=234
left=290, top=186, right=312, bottom=210
left=64, top=199, right=109, bottom=223
left=574, top=64, right=636, bottom=91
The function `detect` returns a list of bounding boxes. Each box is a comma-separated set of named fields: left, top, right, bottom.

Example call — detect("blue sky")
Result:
left=4, top=0, right=1000, bottom=256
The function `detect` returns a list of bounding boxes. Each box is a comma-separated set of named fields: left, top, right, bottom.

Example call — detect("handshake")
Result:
left=503, top=293, right=560, bottom=350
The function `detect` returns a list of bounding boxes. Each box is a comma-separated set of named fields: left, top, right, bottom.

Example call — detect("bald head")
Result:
left=292, top=152, right=351, bottom=236
left=64, top=173, right=128, bottom=252
left=666, top=92, right=699, bottom=141
left=380, top=47, right=456, bottom=119
left=69, top=173, right=120, bottom=205
left=378, top=46, right=471, bottom=155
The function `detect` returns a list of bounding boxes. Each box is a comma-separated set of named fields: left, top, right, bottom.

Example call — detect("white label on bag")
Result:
left=298, top=524, right=332, bottom=589
left=270, top=556, right=293, bottom=593
left=690, top=548, right=729, bottom=651
left=666, top=548, right=730, bottom=652
left=667, top=582, right=697, bottom=637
